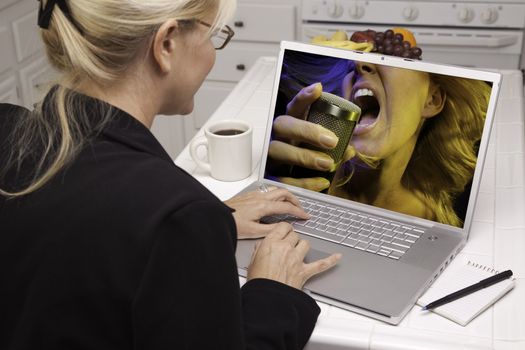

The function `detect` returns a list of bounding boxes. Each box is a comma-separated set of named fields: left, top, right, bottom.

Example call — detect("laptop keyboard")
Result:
left=263, top=196, right=425, bottom=260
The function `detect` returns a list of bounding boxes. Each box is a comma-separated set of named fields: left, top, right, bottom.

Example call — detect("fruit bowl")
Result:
left=311, top=28, right=423, bottom=60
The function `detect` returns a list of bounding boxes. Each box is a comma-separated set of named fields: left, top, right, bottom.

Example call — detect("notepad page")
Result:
left=417, top=260, right=515, bottom=326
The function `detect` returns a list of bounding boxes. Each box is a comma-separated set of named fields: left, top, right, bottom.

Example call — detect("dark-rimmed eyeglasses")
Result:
left=197, top=20, right=235, bottom=50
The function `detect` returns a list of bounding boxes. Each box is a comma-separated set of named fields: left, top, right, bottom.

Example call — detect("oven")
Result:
left=301, top=0, right=525, bottom=69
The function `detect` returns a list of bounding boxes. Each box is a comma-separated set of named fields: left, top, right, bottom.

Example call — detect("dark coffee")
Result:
left=213, top=128, right=245, bottom=136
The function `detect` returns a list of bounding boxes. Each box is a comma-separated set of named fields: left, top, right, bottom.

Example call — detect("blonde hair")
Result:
left=404, top=75, right=490, bottom=226
left=0, top=0, right=236, bottom=198
left=333, top=74, right=490, bottom=227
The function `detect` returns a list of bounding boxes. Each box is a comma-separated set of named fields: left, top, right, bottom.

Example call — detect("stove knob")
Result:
left=481, top=7, right=499, bottom=24
left=457, top=7, right=474, bottom=23
left=348, top=3, right=365, bottom=19
left=326, top=0, right=344, bottom=18
left=402, top=6, right=419, bottom=21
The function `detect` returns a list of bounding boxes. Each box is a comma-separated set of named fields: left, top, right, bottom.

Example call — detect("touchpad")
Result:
left=236, top=239, right=331, bottom=269
left=304, top=248, right=331, bottom=264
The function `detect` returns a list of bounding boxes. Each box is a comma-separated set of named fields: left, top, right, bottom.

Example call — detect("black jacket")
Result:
left=0, top=92, right=319, bottom=350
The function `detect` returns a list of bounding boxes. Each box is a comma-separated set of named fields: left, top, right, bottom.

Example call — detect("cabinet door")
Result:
left=0, top=76, right=19, bottom=104
left=208, top=42, right=279, bottom=82
left=0, top=0, right=18, bottom=11
left=12, top=9, right=43, bottom=63
left=0, top=18, right=16, bottom=75
left=19, top=57, right=58, bottom=108
left=230, top=3, right=296, bottom=42
left=150, top=115, right=187, bottom=160
left=185, top=81, right=236, bottom=142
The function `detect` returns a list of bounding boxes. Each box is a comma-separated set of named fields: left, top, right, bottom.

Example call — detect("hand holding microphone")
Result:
left=291, top=91, right=361, bottom=183
left=268, top=83, right=360, bottom=192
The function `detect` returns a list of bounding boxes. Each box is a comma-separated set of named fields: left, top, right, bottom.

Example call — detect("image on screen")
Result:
left=264, top=49, right=492, bottom=228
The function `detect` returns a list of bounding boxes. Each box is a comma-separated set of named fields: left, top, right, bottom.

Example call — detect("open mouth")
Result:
left=352, top=88, right=380, bottom=127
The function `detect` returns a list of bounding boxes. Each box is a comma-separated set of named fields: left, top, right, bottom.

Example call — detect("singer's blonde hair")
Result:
left=0, top=0, right=236, bottom=198
left=335, top=74, right=490, bottom=227
left=403, top=74, right=490, bottom=226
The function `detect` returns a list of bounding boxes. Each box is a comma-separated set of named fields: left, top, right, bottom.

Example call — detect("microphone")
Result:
left=289, top=92, right=361, bottom=188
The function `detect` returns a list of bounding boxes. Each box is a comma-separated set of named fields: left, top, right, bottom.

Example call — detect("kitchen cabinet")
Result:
left=19, top=57, right=58, bottom=108
left=177, top=0, right=301, bottom=158
left=0, top=0, right=57, bottom=107
left=0, top=0, right=18, bottom=12
left=0, top=76, right=18, bottom=104
left=0, top=0, right=301, bottom=159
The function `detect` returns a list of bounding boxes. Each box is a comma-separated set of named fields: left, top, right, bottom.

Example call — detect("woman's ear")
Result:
left=151, top=19, right=179, bottom=74
left=422, top=82, right=446, bottom=119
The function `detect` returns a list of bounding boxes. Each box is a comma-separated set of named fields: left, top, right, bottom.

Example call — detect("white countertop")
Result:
left=175, top=57, right=525, bottom=350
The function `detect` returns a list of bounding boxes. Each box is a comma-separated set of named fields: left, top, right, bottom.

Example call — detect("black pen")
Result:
left=422, top=269, right=513, bottom=310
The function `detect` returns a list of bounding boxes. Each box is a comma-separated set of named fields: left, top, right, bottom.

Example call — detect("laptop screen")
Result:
left=264, top=47, right=496, bottom=229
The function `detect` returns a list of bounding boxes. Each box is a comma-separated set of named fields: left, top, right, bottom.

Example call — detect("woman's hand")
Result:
left=247, top=222, right=342, bottom=289
left=224, top=187, right=309, bottom=239
left=268, top=82, right=355, bottom=192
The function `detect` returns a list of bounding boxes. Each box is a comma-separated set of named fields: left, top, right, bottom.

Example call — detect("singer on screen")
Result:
left=265, top=52, right=491, bottom=227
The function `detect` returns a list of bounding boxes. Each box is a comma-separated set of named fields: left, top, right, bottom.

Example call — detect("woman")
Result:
left=267, top=51, right=490, bottom=226
left=0, top=1, right=340, bottom=349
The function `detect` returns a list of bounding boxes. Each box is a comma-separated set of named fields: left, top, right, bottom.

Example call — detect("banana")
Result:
left=331, top=30, right=348, bottom=41
left=315, top=40, right=373, bottom=52
left=310, top=29, right=374, bottom=52
left=311, top=34, right=328, bottom=43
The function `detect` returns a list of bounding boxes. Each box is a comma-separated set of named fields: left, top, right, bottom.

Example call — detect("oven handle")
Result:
left=399, top=34, right=517, bottom=48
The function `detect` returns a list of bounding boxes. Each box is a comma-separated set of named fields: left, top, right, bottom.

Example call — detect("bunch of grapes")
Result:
left=350, top=29, right=423, bottom=60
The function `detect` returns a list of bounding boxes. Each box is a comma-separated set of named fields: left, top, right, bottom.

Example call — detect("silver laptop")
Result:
left=235, top=41, right=501, bottom=325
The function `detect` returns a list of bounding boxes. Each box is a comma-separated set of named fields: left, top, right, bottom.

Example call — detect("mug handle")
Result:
left=189, top=135, right=211, bottom=173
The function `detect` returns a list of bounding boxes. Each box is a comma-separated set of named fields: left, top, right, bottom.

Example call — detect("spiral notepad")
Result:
left=417, top=260, right=515, bottom=326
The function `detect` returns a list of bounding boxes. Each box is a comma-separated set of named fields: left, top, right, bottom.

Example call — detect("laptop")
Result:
left=235, top=40, right=501, bottom=325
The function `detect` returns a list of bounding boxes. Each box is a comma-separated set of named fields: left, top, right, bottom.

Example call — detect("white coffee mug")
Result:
left=190, top=120, right=253, bottom=181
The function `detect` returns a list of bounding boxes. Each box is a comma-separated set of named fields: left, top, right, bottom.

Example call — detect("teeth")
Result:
left=354, top=88, right=374, bottom=99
